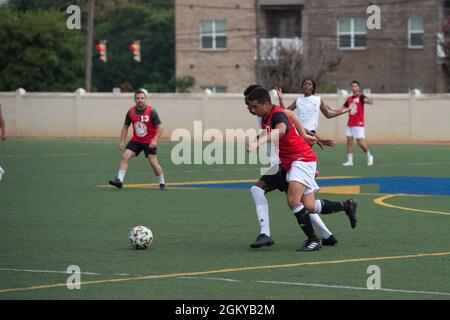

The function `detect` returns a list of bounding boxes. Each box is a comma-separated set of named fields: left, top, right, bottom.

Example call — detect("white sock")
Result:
left=0, top=165, right=4, bottom=181
left=157, top=175, right=165, bottom=185
left=250, top=186, right=270, bottom=236
left=310, top=214, right=332, bottom=239
left=314, top=199, right=323, bottom=214
left=347, top=153, right=354, bottom=163
left=118, top=170, right=126, bottom=183
left=366, top=151, right=372, bottom=158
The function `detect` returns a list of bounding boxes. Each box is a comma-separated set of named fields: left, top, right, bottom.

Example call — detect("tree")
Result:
left=0, top=7, right=84, bottom=91
left=440, top=16, right=450, bottom=88
left=93, top=4, right=174, bottom=92
left=259, top=42, right=341, bottom=93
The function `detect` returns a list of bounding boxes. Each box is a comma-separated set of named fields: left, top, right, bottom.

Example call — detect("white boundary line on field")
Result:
left=256, top=280, right=450, bottom=297
left=178, top=276, right=450, bottom=297
left=0, top=268, right=142, bottom=277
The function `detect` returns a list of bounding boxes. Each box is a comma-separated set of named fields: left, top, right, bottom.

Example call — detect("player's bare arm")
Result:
left=150, top=124, right=164, bottom=148
left=275, top=87, right=296, bottom=110
left=119, top=125, right=129, bottom=151
left=0, top=105, right=6, bottom=141
left=285, top=109, right=317, bottom=146
left=247, top=122, right=287, bottom=152
left=364, top=97, right=374, bottom=105
left=320, top=101, right=348, bottom=119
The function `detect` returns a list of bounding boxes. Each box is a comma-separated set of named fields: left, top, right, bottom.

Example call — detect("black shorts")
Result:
left=259, top=165, right=288, bottom=193
left=126, top=140, right=157, bottom=157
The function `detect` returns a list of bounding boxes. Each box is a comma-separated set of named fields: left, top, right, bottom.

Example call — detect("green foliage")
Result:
left=318, top=82, right=338, bottom=93
left=93, top=4, right=174, bottom=92
left=174, top=75, right=195, bottom=93
left=0, top=1, right=175, bottom=92
left=0, top=7, right=85, bottom=91
left=7, top=0, right=83, bottom=12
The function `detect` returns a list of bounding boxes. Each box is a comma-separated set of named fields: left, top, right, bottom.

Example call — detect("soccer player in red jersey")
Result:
left=0, top=104, right=6, bottom=181
left=109, top=90, right=166, bottom=189
left=342, top=80, right=374, bottom=166
left=246, top=87, right=357, bottom=251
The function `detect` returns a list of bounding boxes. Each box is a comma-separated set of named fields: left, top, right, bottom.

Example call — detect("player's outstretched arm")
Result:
left=320, top=100, right=348, bottom=119
left=364, top=97, right=374, bottom=105
left=275, top=87, right=296, bottom=110
left=315, top=136, right=335, bottom=150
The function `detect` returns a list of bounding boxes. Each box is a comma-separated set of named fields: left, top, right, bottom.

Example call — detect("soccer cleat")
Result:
left=367, top=155, right=374, bottom=166
left=322, top=234, right=338, bottom=246
left=344, top=199, right=358, bottom=229
left=296, top=238, right=322, bottom=251
left=342, top=161, right=354, bottom=166
left=159, top=183, right=167, bottom=190
left=109, top=178, right=123, bottom=189
left=250, top=233, right=274, bottom=249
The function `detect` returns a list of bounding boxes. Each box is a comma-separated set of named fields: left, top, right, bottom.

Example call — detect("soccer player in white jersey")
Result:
left=276, top=79, right=346, bottom=134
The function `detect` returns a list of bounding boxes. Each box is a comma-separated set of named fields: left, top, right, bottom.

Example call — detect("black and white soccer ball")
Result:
left=129, top=226, right=153, bottom=250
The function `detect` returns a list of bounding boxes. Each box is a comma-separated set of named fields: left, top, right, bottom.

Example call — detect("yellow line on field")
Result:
left=319, top=186, right=360, bottom=194
left=374, top=195, right=450, bottom=216
left=1, top=251, right=449, bottom=294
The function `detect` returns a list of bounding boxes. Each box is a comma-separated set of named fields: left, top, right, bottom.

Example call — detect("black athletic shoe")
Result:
left=296, top=238, right=322, bottom=251
left=344, top=199, right=358, bottom=229
left=159, top=183, right=167, bottom=190
left=109, top=178, right=123, bottom=189
left=322, top=234, right=338, bottom=246
left=250, top=233, right=274, bottom=249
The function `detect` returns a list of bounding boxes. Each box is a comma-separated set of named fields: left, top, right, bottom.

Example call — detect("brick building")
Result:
left=175, top=0, right=449, bottom=93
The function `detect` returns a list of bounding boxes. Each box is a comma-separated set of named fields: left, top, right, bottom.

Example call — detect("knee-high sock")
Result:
left=317, top=199, right=345, bottom=214
left=250, top=186, right=270, bottom=236
left=292, top=204, right=316, bottom=240
left=310, top=213, right=332, bottom=239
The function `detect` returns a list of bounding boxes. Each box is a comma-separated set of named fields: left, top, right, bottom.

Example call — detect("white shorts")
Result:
left=346, top=126, right=365, bottom=139
left=286, top=161, right=319, bottom=195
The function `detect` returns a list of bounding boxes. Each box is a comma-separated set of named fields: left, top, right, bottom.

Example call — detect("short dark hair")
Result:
left=244, top=84, right=262, bottom=105
left=243, top=84, right=262, bottom=96
left=302, top=78, right=316, bottom=94
left=247, top=87, right=271, bottom=104
left=351, top=80, right=360, bottom=87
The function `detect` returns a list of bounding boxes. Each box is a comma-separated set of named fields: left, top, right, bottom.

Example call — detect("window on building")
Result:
left=408, top=16, right=424, bottom=48
left=200, top=20, right=227, bottom=50
left=444, top=0, right=450, bottom=17
left=264, top=6, right=302, bottom=38
left=337, top=18, right=366, bottom=49
left=201, top=86, right=227, bottom=93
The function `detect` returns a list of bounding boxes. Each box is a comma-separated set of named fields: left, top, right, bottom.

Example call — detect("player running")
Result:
left=246, top=87, right=357, bottom=251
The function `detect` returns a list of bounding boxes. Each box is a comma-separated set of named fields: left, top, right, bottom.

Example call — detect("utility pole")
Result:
left=255, top=0, right=262, bottom=85
left=85, top=0, right=95, bottom=92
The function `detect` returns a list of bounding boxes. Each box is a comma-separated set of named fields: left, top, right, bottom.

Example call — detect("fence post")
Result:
left=74, top=88, right=85, bottom=138
left=15, top=88, right=26, bottom=138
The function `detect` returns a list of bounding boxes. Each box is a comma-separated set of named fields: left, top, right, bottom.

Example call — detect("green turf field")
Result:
left=0, top=140, right=449, bottom=300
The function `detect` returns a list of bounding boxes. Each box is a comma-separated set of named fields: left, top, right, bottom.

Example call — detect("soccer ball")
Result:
left=129, top=226, right=153, bottom=250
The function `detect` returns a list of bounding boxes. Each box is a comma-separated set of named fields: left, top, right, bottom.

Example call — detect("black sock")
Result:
left=294, top=208, right=317, bottom=240
left=320, top=199, right=345, bottom=214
